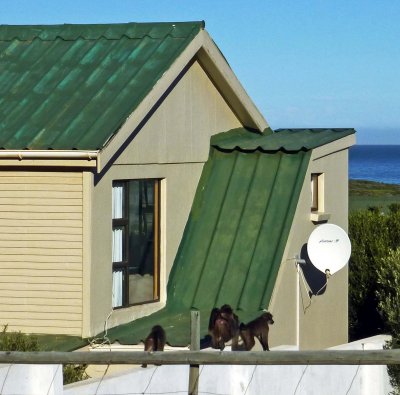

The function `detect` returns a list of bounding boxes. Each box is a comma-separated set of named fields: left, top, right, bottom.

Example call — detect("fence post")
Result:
left=188, top=310, right=200, bottom=395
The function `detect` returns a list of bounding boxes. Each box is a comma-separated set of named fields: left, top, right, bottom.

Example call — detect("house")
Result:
left=0, top=21, right=355, bottom=351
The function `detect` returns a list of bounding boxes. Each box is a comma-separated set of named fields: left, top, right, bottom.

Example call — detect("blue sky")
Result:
left=1, top=0, right=399, bottom=144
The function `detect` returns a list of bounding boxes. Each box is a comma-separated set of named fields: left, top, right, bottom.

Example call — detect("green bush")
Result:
left=0, top=325, right=39, bottom=351
left=389, top=203, right=400, bottom=215
left=63, top=364, right=89, bottom=385
left=350, top=210, right=400, bottom=394
left=376, top=248, right=400, bottom=334
left=0, top=325, right=89, bottom=385
left=376, top=248, right=400, bottom=394
left=348, top=208, right=400, bottom=340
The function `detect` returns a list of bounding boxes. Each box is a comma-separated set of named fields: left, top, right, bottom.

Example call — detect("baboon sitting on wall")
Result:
left=239, top=311, right=274, bottom=351
left=208, top=304, right=240, bottom=350
left=142, top=325, right=166, bottom=368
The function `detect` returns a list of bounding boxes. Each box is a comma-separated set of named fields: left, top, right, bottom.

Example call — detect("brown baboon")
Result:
left=208, top=304, right=240, bottom=350
left=142, top=325, right=166, bottom=367
left=240, top=311, right=274, bottom=351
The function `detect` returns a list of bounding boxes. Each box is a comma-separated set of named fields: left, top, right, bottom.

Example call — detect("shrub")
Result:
left=0, top=325, right=89, bottom=385
left=376, top=249, right=400, bottom=395
left=63, top=364, right=89, bottom=385
left=389, top=203, right=400, bottom=214
left=376, top=248, right=400, bottom=334
left=0, top=325, right=39, bottom=351
left=348, top=208, right=400, bottom=340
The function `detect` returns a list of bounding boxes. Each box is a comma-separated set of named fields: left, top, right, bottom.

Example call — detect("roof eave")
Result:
left=98, top=29, right=268, bottom=172
left=196, top=31, right=268, bottom=132
left=311, top=133, right=356, bottom=161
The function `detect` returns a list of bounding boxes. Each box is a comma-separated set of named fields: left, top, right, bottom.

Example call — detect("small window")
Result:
left=311, top=173, right=323, bottom=212
left=112, top=179, right=160, bottom=308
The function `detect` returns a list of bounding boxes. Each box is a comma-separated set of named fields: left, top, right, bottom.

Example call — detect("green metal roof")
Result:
left=36, top=334, right=88, bottom=351
left=104, top=127, right=314, bottom=347
left=212, top=127, right=355, bottom=152
left=0, top=22, right=203, bottom=150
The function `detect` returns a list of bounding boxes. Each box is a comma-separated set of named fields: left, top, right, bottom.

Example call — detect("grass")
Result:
left=349, top=179, right=400, bottom=212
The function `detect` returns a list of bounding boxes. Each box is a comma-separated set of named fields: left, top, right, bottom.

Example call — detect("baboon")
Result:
left=239, top=311, right=274, bottom=351
left=208, top=304, right=240, bottom=350
left=142, top=325, right=166, bottom=367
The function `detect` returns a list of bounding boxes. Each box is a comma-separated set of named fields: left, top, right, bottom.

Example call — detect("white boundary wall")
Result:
left=0, top=364, right=62, bottom=395
left=0, top=336, right=391, bottom=394
left=64, top=335, right=393, bottom=395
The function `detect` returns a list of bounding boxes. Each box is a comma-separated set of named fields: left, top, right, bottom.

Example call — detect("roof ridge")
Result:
left=0, top=21, right=204, bottom=41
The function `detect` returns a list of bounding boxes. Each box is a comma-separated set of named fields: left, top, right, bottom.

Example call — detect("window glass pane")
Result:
left=311, top=174, right=319, bottom=211
left=128, top=180, right=156, bottom=304
left=112, top=182, right=124, bottom=219
left=112, top=227, right=124, bottom=262
left=112, top=269, right=124, bottom=308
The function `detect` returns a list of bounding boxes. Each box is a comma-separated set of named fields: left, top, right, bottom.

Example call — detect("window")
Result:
left=311, top=173, right=320, bottom=212
left=112, top=179, right=160, bottom=308
left=310, top=173, right=330, bottom=222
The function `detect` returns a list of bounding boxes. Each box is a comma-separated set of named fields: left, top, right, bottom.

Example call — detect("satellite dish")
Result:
left=307, top=224, right=351, bottom=275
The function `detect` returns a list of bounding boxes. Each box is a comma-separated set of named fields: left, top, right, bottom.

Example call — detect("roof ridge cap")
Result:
left=0, top=21, right=204, bottom=41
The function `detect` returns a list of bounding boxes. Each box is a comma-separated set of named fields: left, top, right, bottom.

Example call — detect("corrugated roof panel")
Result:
left=0, top=22, right=203, bottom=150
left=239, top=152, right=309, bottom=310
left=213, top=153, right=279, bottom=308
left=76, top=34, right=194, bottom=149
left=189, top=152, right=257, bottom=309
left=212, top=127, right=355, bottom=152
left=169, top=150, right=238, bottom=310
left=182, top=150, right=310, bottom=313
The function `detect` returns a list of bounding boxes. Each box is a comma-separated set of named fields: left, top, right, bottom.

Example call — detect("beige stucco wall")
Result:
left=269, top=136, right=354, bottom=350
left=86, top=60, right=242, bottom=336
left=0, top=171, right=83, bottom=335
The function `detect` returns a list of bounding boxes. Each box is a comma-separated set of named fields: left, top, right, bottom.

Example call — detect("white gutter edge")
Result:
left=0, top=150, right=99, bottom=160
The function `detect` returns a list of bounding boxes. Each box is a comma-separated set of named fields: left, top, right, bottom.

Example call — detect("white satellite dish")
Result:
left=307, top=224, right=351, bottom=275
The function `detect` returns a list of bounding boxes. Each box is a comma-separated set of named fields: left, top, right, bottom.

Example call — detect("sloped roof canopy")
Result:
left=102, top=127, right=355, bottom=347
left=0, top=22, right=203, bottom=150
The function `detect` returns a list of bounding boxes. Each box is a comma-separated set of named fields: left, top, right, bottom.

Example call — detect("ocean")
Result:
left=349, top=145, right=400, bottom=185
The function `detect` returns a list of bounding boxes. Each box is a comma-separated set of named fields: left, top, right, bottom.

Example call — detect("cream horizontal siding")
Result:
left=0, top=171, right=83, bottom=336
left=0, top=283, right=82, bottom=292
left=0, top=240, right=82, bottom=248
left=0, top=261, right=81, bottom=270
left=0, top=205, right=82, bottom=213
left=0, top=227, right=83, bottom=235
left=0, top=302, right=81, bottom=311
left=0, top=247, right=81, bottom=255
left=0, top=254, right=82, bottom=263
left=0, top=272, right=82, bottom=282
left=0, top=290, right=81, bottom=299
